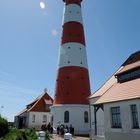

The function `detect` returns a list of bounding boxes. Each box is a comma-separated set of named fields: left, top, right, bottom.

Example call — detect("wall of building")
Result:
left=104, top=99, right=140, bottom=140
left=28, top=112, right=51, bottom=130
left=51, top=104, right=90, bottom=134
left=97, top=108, right=105, bottom=136
left=15, top=112, right=28, bottom=128
left=89, top=97, right=105, bottom=140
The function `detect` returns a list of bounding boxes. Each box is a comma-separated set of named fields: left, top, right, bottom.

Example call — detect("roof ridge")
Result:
left=27, top=92, right=45, bottom=106
left=16, top=108, right=27, bottom=116
left=27, top=92, right=53, bottom=112
left=122, top=51, right=140, bottom=66
left=28, top=93, right=46, bottom=112
left=89, top=67, right=122, bottom=98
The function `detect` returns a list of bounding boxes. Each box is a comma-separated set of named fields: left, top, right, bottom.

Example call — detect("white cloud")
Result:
left=51, top=29, right=58, bottom=36
left=40, top=1, right=46, bottom=9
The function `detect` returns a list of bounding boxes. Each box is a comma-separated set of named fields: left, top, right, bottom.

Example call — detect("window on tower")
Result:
left=64, top=111, right=69, bottom=123
left=82, top=92, right=86, bottom=95
left=81, top=76, right=84, bottom=80
left=66, top=92, right=70, bottom=95
left=66, top=76, right=70, bottom=79
left=78, top=34, right=81, bottom=37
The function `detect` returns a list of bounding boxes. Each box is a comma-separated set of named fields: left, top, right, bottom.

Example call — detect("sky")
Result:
left=0, top=0, right=140, bottom=122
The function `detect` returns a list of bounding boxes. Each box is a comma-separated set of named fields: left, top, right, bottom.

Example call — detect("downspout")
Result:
left=94, top=105, right=97, bottom=135
left=89, top=102, right=92, bottom=139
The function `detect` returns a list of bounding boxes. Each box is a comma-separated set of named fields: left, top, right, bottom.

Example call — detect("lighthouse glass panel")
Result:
left=64, top=111, right=69, bottom=123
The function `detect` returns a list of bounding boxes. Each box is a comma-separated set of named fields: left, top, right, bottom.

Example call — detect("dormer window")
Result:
left=117, top=67, right=140, bottom=83
left=45, top=104, right=51, bottom=111
left=26, top=105, right=32, bottom=109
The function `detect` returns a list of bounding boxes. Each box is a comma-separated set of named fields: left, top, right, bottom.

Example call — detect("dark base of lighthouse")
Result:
left=51, top=104, right=90, bottom=135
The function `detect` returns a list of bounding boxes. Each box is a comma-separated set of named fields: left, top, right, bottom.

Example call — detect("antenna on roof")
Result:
left=44, top=88, right=47, bottom=93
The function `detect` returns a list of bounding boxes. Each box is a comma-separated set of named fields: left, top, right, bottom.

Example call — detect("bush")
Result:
left=0, top=116, right=9, bottom=138
left=45, top=131, right=50, bottom=140
left=0, top=128, right=38, bottom=140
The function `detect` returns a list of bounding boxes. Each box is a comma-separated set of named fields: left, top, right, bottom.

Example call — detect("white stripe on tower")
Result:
left=58, top=42, right=88, bottom=69
left=63, top=4, right=83, bottom=24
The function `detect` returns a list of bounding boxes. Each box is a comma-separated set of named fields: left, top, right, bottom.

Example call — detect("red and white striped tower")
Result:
left=51, top=0, right=91, bottom=134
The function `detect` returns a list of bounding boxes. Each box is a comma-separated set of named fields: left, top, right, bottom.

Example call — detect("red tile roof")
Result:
left=116, top=61, right=140, bottom=75
left=122, top=51, right=140, bottom=66
left=90, top=51, right=140, bottom=104
left=28, top=92, right=53, bottom=112
left=16, top=108, right=27, bottom=116
left=16, top=92, right=53, bottom=116
left=95, top=78, right=140, bottom=104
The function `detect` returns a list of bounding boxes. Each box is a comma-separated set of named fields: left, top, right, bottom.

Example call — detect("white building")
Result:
left=15, top=92, right=53, bottom=130
left=89, top=51, right=140, bottom=140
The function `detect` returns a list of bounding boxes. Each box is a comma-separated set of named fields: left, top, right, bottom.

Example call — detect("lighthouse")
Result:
left=51, top=0, right=91, bottom=134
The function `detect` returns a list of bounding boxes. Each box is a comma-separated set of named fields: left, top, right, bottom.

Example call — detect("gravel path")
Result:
left=50, top=134, right=90, bottom=140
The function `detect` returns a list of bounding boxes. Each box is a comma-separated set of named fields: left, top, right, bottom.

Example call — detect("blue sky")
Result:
left=0, top=0, right=139, bottom=122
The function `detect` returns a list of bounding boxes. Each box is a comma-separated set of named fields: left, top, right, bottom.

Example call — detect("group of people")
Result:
left=41, top=122, right=53, bottom=134
left=57, top=124, right=74, bottom=136
left=41, top=123, right=75, bottom=136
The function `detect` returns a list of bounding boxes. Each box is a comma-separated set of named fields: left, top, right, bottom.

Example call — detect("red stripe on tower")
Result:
left=61, top=22, right=85, bottom=45
left=63, top=0, right=82, bottom=5
left=54, top=0, right=90, bottom=105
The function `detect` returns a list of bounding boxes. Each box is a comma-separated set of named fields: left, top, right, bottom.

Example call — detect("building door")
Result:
left=18, top=117, right=26, bottom=129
